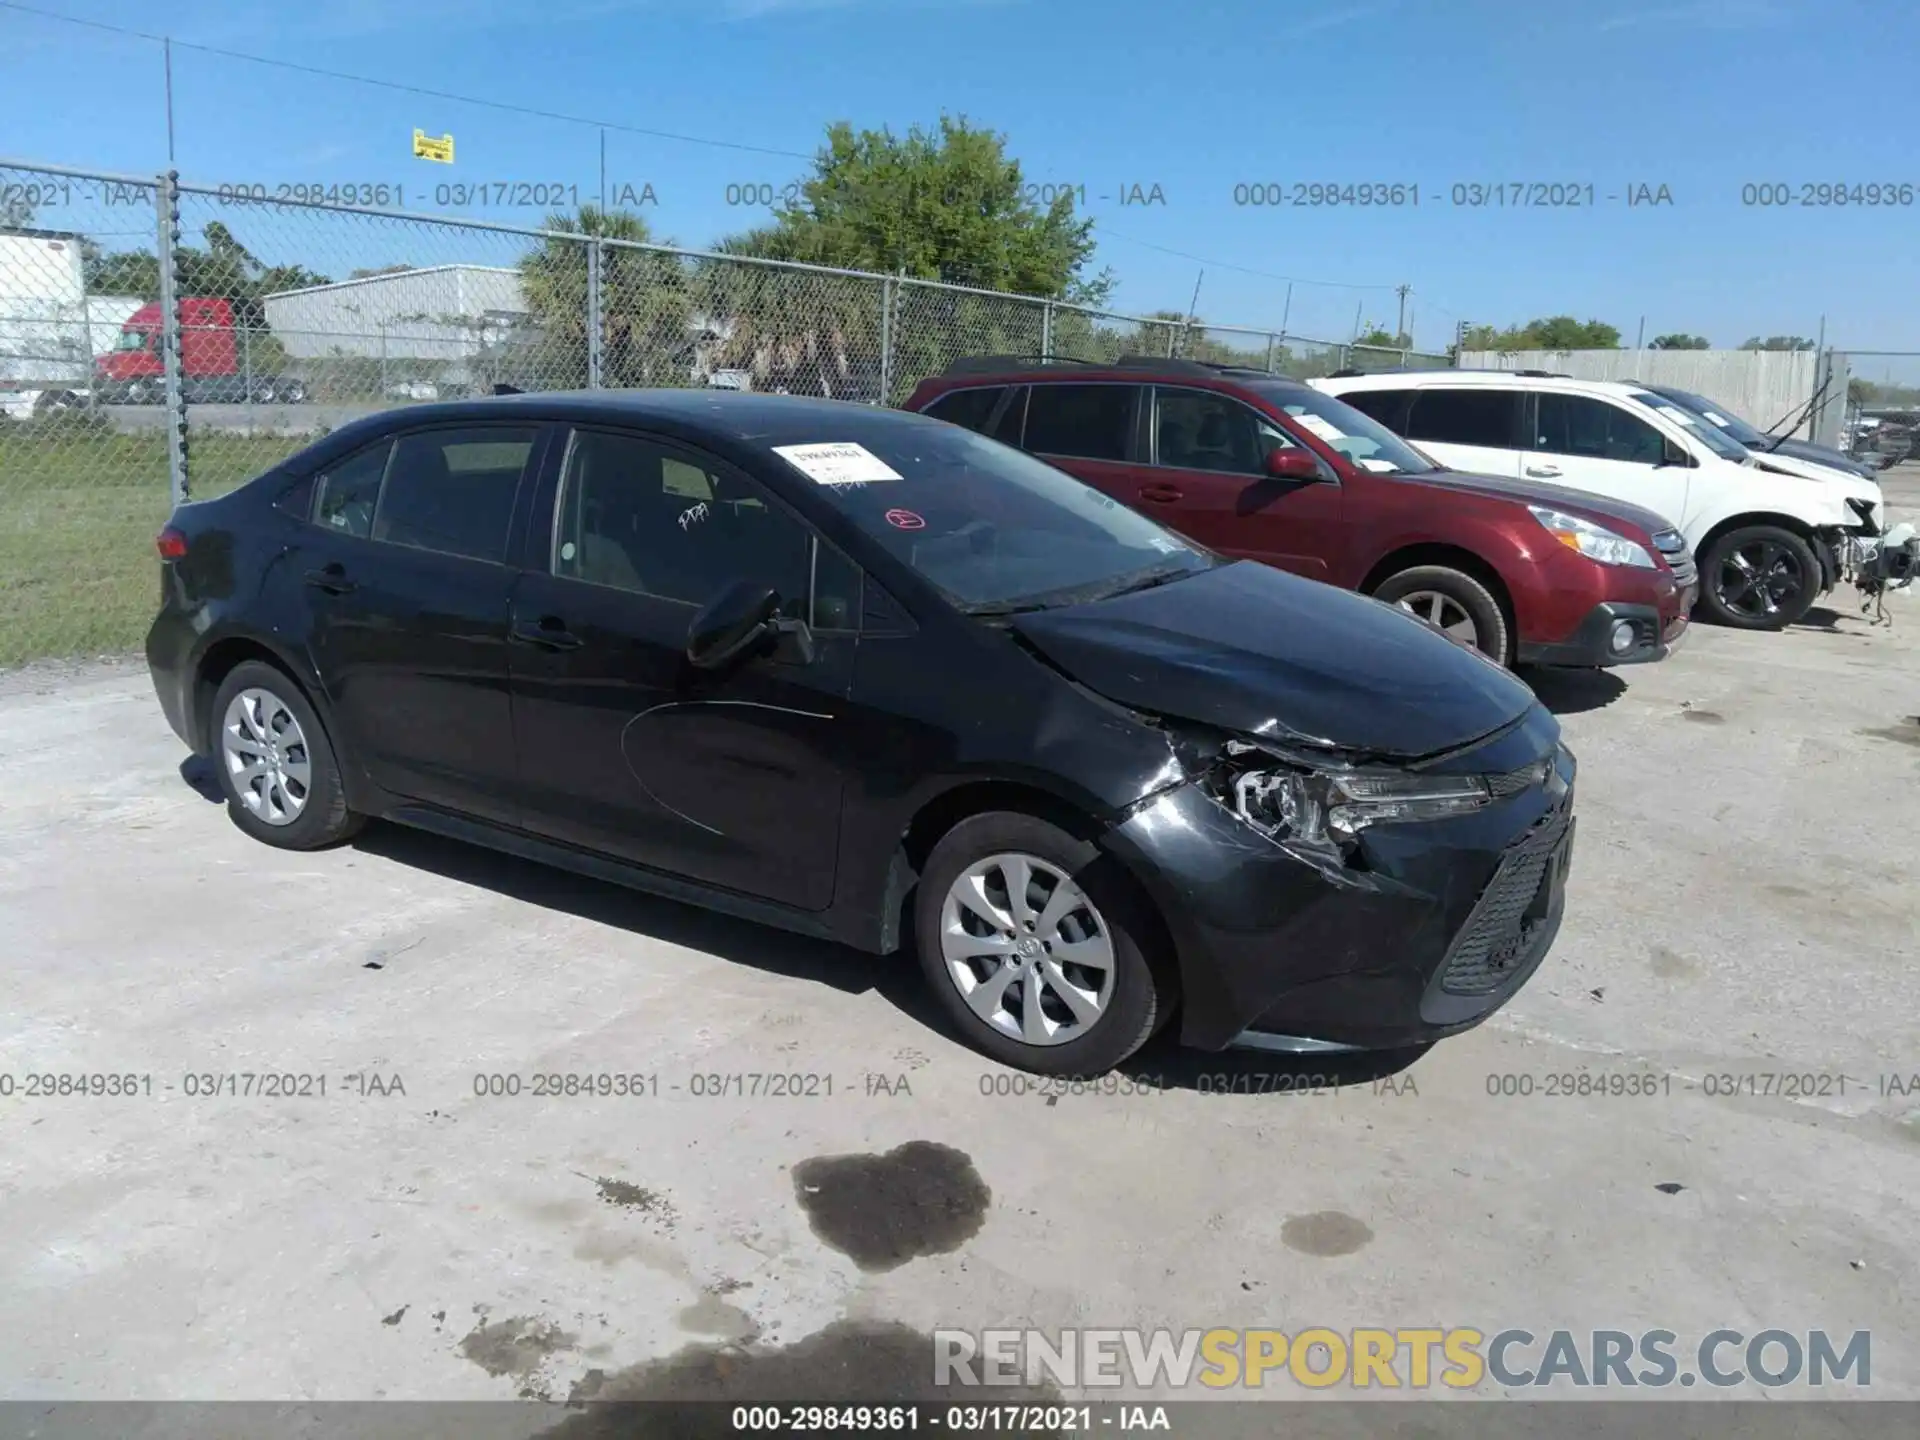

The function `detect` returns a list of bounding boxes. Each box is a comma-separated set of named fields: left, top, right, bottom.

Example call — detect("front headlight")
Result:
left=1528, top=505, right=1656, bottom=568
left=1229, top=762, right=1494, bottom=845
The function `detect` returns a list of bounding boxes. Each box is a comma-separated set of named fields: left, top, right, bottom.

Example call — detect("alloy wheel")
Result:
left=220, top=687, right=312, bottom=826
left=1715, top=539, right=1805, bottom=620
left=938, top=852, right=1116, bottom=1047
left=1395, top=589, right=1481, bottom=646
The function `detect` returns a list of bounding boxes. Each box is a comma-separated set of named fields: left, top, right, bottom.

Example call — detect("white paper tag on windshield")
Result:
left=1356, top=458, right=1398, bottom=472
left=1292, top=412, right=1349, bottom=443
left=773, top=442, right=902, bottom=485
left=1704, top=410, right=1729, bottom=426
left=1667, top=409, right=1699, bottom=426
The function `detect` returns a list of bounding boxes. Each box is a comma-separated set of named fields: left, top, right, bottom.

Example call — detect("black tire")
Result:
left=1698, top=523, right=1820, bottom=629
left=280, top=379, right=309, bottom=404
left=914, top=811, right=1175, bottom=1076
left=1372, top=564, right=1511, bottom=664
left=207, top=660, right=363, bottom=850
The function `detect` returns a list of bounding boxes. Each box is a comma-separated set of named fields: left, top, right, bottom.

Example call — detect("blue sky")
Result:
left=3, top=0, right=1918, bottom=351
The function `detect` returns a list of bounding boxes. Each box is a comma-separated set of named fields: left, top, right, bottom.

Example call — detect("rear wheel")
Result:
left=208, top=661, right=363, bottom=850
left=1373, top=565, right=1511, bottom=664
left=1699, top=524, right=1819, bottom=629
left=914, top=812, right=1174, bottom=1076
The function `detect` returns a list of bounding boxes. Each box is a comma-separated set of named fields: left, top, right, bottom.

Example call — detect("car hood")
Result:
left=1403, top=469, right=1677, bottom=537
left=1764, top=437, right=1877, bottom=479
left=1009, top=560, right=1537, bottom=759
left=1746, top=451, right=1885, bottom=506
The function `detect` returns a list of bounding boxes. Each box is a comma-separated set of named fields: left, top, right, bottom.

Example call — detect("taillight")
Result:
left=156, top=526, right=188, bottom=561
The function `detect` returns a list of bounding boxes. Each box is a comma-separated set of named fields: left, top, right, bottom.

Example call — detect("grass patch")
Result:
left=0, top=429, right=309, bottom=666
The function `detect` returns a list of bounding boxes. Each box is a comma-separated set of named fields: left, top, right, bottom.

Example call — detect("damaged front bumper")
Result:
left=1101, top=703, right=1576, bottom=1053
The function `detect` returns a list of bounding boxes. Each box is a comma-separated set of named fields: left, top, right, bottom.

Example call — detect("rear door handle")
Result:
left=510, top=617, right=584, bottom=651
left=303, top=563, right=356, bottom=595
left=1139, top=484, right=1184, bottom=503
left=1525, top=464, right=1563, bottom=479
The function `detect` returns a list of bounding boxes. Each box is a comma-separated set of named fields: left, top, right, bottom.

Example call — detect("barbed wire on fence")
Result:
left=0, top=157, right=1449, bottom=666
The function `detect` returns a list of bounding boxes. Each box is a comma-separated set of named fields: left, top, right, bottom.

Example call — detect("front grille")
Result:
left=1652, top=529, right=1696, bottom=589
left=1438, top=802, right=1572, bottom=996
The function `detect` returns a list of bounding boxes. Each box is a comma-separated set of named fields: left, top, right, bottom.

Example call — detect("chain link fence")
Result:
left=0, top=158, right=1450, bottom=666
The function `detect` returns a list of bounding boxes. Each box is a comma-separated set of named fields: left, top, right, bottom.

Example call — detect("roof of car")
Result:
left=1317, top=370, right=1661, bottom=400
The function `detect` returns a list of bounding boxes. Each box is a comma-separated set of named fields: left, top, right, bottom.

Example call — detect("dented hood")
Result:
left=1010, top=561, right=1536, bottom=758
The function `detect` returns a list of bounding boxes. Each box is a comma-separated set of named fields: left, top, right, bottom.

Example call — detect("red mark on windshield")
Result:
left=885, top=508, right=926, bottom=531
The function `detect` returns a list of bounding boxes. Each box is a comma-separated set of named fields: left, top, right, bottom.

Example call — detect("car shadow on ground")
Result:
left=347, top=820, right=952, bottom=1036
left=1119, top=1030, right=1428, bottom=1095
left=1517, top=665, right=1627, bottom=715
left=178, top=755, right=224, bottom=803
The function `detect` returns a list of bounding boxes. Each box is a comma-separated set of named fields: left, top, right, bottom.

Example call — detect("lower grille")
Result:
left=1438, top=803, right=1572, bottom=996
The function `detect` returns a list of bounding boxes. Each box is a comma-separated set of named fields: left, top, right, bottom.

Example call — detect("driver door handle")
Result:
left=1139, top=483, right=1184, bottom=503
left=510, top=616, right=584, bottom=651
left=1525, top=464, right=1563, bottom=479
left=303, top=563, right=356, bottom=595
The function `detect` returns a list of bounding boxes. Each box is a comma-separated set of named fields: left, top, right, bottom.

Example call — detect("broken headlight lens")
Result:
left=1229, top=763, right=1492, bottom=844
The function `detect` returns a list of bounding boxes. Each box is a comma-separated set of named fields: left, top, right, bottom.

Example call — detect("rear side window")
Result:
left=1338, top=388, right=1412, bottom=429
left=924, top=386, right=1006, bottom=433
left=1533, top=394, right=1666, bottom=464
left=313, top=441, right=391, bottom=539
left=1022, top=383, right=1137, bottom=461
left=1405, top=388, right=1521, bottom=447
left=372, top=426, right=538, bottom=563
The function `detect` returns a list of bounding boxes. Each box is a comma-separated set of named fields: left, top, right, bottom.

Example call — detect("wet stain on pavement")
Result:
left=459, top=1315, right=580, bottom=1399
left=1649, top=945, right=1701, bottom=980
left=1681, top=708, right=1725, bottom=725
left=675, top=1293, right=758, bottom=1341
left=791, top=1141, right=990, bottom=1272
left=1282, top=1211, right=1375, bottom=1257
left=1858, top=722, right=1920, bottom=748
left=1765, top=883, right=1811, bottom=901
left=536, top=1320, right=1063, bottom=1436
left=583, top=1174, right=678, bottom=1228
left=380, top=1304, right=408, bottom=1327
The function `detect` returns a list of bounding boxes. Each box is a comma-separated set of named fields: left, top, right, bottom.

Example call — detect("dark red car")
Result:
left=903, top=357, right=1696, bottom=668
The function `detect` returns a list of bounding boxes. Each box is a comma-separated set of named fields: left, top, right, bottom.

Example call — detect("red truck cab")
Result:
left=903, top=356, right=1695, bottom=668
left=93, top=298, right=303, bottom=404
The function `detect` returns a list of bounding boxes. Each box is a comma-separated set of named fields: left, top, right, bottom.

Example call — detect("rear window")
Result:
left=1405, top=388, right=1522, bottom=448
left=923, top=386, right=1006, bottom=433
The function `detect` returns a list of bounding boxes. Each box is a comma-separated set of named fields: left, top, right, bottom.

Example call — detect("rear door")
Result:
left=1017, top=381, right=1143, bottom=498
left=505, top=425, right=862, bottom=911
left=1400, top=386, right=1525, bottom=477
left=299, top=422, right=542, bottom=827
left=1522, top=391, right=1691, bottom=522
left=1138, top=384, right=1343, bottom=579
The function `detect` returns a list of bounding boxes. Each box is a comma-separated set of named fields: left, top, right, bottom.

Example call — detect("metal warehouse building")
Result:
left=262, top=264, right=525, bottom=362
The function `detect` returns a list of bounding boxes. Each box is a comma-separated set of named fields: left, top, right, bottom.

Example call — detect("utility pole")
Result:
left=1395, top=283, right=1410, bottom=345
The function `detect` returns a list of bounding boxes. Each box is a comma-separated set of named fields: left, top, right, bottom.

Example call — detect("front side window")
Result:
left=1153, top=387, right=1295, bottom=474
left=554, top=428, right=859, bottom=629
left=924, top=386, right=1006, bottom=434
left=1404, top=388, right=1521, bottom=448
left=1338, top=388, right=1412, bottom=428
left=764, top=412, right=1213, bottom=614
left=371, top=427, right=537, bottom=563
left=1533, top=394, right=1667, bottom=464
left=313, top=440, right=392, bottom=539
left=1021, top=383, right=1137, bottom=461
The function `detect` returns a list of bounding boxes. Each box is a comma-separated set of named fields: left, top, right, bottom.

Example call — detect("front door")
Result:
left=1136, top=385, right=1344, bottom=580
left=1398, top=386, right=1526, bottom=478
left=300, top=423, right=542, bottom=827
left=1521, top=392, right=1692, bottom=524
left=506, top=425, right=863, bottom=912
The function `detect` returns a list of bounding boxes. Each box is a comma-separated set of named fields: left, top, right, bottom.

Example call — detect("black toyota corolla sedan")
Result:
left=147, top=389, right=1576, bottom=1075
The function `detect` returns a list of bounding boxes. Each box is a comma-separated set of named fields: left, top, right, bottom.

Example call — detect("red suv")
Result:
left=903, top=357, right=1696, bottom=668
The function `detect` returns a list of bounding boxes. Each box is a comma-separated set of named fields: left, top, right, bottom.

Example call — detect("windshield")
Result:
left=112, top=329, right=154, bottom=353
left=1653, top=387, right=1769, bottom=446
left=1247, top=383, right=1439, bottom=474
left=1631, top=391, right=1753, bottom=460
left=769, top=421, right=1215, bottom=613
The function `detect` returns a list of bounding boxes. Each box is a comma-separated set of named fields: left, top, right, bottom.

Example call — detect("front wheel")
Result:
left=1373, top=565, right=1511, bottom=665
left=914, top=812, right=1174, bottom=1076
left=1699, top=524, right=1819, bottom=629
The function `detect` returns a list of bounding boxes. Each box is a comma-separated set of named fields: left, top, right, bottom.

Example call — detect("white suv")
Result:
left=1313, top=371, right=1881, bottom=629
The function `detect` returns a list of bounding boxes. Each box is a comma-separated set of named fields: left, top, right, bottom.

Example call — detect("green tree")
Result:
left=1, top=192, right=33, bottom=229
left=1649, top=333, right=1711, bottom=349
left=1740, top=335, right=1815, bottom=351
left=516, top=205, right=693, bottom=390
left=1460, top=316, right=1622, bottom=352
left=720, top=115, right=1112, bottom=305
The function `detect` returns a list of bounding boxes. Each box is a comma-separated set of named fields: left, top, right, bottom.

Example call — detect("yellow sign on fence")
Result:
left=412, top=129, right=455, bottom=164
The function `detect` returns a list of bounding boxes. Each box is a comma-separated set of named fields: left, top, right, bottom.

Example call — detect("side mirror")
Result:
left=1264, top=447, right=1324, bottom=482
left=687, top=580, right=782, bottom=670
